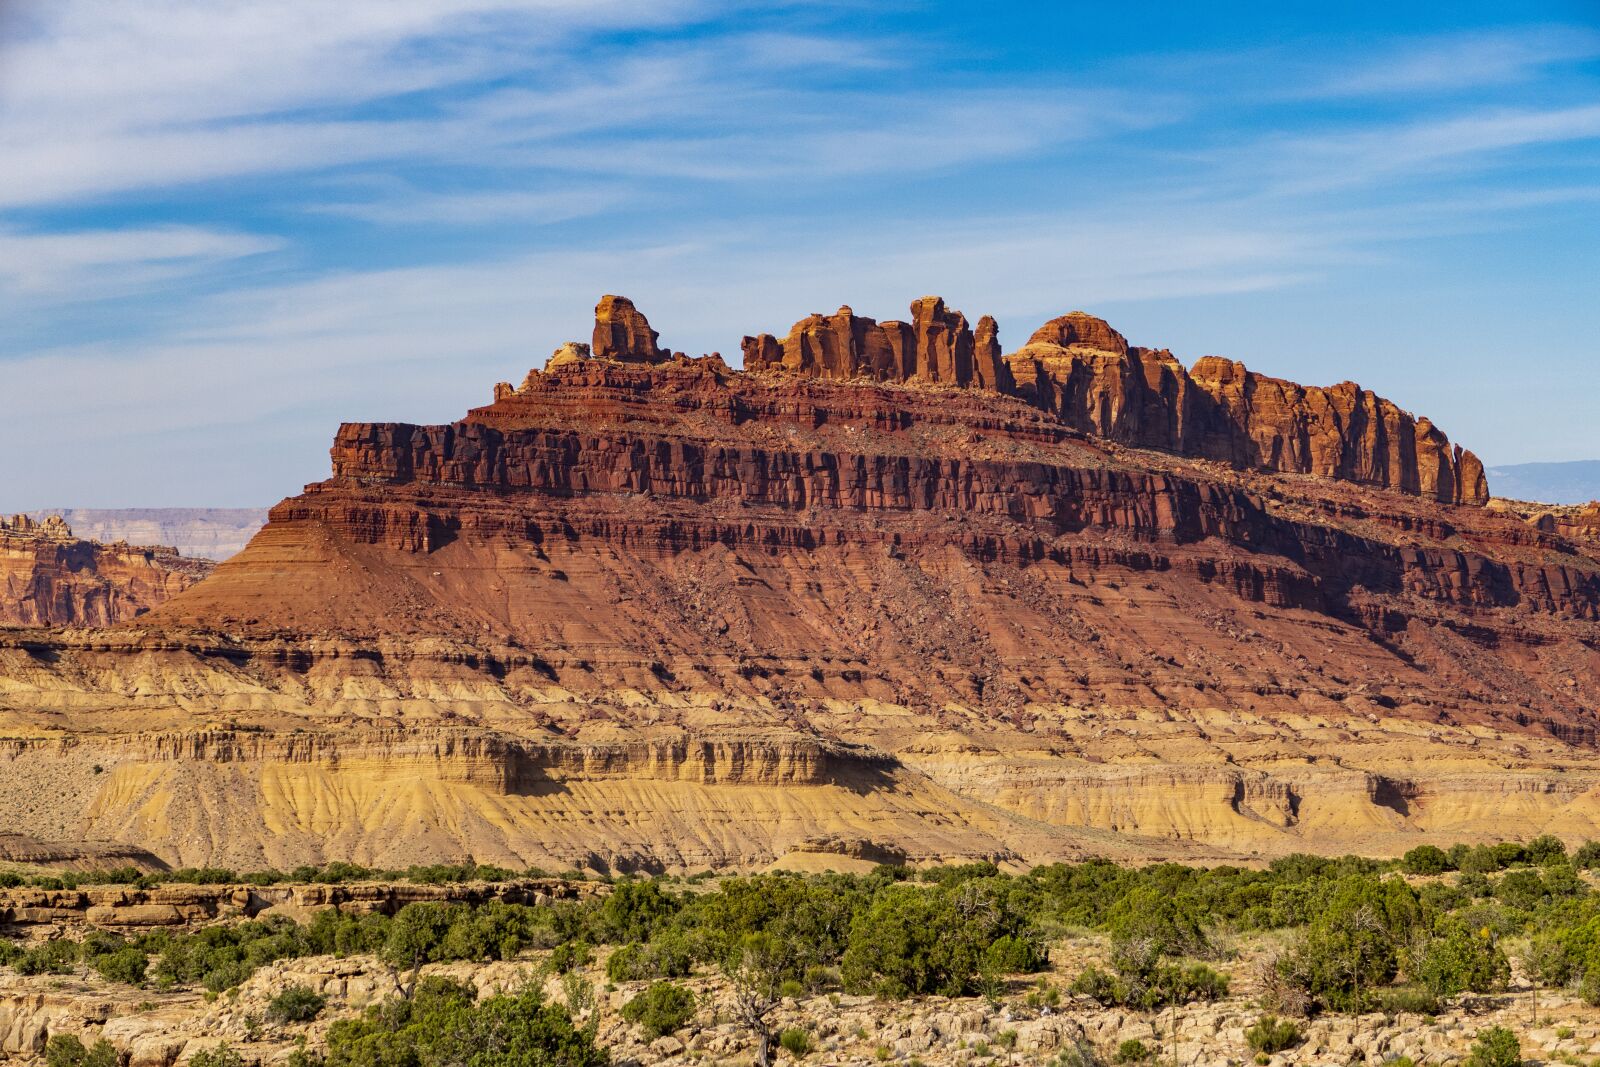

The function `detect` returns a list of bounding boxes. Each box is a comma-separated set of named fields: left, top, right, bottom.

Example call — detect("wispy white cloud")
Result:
left=1312, top=26, right=1600, bottom=97
left=2, top=10, right=1598, bottom=504
left=0, top=0, right=711, bottom=207
left=1258, top=103, right=1600, bottom=195
left=310, top=186, right=629, bottom=225
left=0, top=225, right=283, bottom=299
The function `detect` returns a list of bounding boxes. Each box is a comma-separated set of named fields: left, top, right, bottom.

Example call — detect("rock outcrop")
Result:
left=741, top=297, right=1014, bottom=393
left=1005, top=312, right=1488, bottom=505
left=0, top=515, right=211, bottom=626
left=589, top=297, right=1485, bottom=505
left=0, top=296, right=1590, bottom=871
left=592, top=295, right=667, bottom=363
left=0, top=878, right=601, bottom=938
left=1186, top=357, right=1488, bottom=505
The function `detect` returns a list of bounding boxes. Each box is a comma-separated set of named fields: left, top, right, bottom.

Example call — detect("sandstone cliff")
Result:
left=0, top=515, right=210, bottom=626
left=0, top=297, right=1590, bottom=871
left=1005, top=312, right=1488, bottom=505
left=741, top=297, right=1014, bottom=393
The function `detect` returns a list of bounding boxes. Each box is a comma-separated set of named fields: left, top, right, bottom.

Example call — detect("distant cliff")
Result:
left=1487, top=460, right=1600, bottom=506
left=24, top=508, right=268, bottom=559
left=0, top=514, right=211, bottom=625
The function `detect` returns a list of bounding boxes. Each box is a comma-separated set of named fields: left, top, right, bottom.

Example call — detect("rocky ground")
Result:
left=2, top=933, right=1593, bottom=1066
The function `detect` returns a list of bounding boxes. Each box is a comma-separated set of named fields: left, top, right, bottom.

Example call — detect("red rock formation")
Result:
left=0, top=514, right=210, bottom=626
left=741, top=297, right=1013, bottom=392
left=1185, top=359, right=1488, bottom=505
left=5, top=295, right=1585, bottom=872
left=166, top=321, right=1589, bottom=647
left=1026, top=310, right=1130, bottom=354
left=592, top=295, right=666, bottom=363
left=1006, top=312, right=1489, bottom=506
left=972, top=314, right=1012, bottom=393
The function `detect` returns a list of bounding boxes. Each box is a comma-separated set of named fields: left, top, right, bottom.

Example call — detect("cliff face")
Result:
left=1, top=296, right=1593, bottom=872
left=22, top=509, right=268, bottom=560
left=1004, top=313, right=1488, bottom=505
left=0, top=514, right=211, bottom=626
left=740, top=297, right=1014, bottom=393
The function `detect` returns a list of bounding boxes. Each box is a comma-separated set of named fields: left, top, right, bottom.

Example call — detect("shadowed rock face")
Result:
left=0, top=296, right=1587, bottom=873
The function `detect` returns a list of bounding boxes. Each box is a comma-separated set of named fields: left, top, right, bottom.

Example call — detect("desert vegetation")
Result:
left=8, top=840, right=1600, bottom=1063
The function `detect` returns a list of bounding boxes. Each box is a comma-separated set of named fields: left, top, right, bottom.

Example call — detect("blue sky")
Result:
left=2, top=1, right=1597, bottom=508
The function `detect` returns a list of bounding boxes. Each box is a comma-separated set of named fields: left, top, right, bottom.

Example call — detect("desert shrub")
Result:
left=840, top=881, right=1041, bottom=998
left=403, top=862, right=514, bottom=884
left=1105, top=885, right=1210, bottom=959
left=305, top=908, right=390, bottom=958
left=1372, top=983, right=1440, bottom=1016
left=605, top=942, right=647, bottom=982
left=1493, top=842, right=1529, bottom=868
left=1407, top=916, right=1509, bottom=997
left=1402, top=845, right=1452, bottom=875
left=1526, top=835, right=1568, bottom=866
left=1244, top=1014, right=1301, bottom=1054
left=1114, top=1038, right=1153, bottom=1062
left=1463, top=1026, right=1521, bottom=1067
left=1274, top=876, right=1418, bottom=1012
left=1460, top=846, right=1502, bottom=875
left=1071, top=956, right=1228, bottom=1010
left=163, top=867, right=240, bottom=885
left=588, top=878, right=679, bottom=944
left=982, top=933, right=1047, bottom=975
left=268, top=984, right=327, bottom=1023
left=435, top=901, right=546, bottom=962
left=323, top=977, right=607, bottom=1067
left=1494, top=869, right=1548, bottom=911
left=1573, top=841, right=1600, bottom=869
left=153, top=915, right=310, bottom=992
left=1416, top=879, right=1471, bottom=914
left=605, top=931, right=695, bottom=982
left=917, top=861, right=1000, bottom=886
left=778, top=1027, right=812, bottom=1056
left=1542, top=864, right=1587, bottom=899
left=548, top=940, right=592, bottom=974
left=44, top=1035, right=119, bottom=1067
left=91, top=945, right=148, bottom=985
left=681, top=873, right=864, bottom=976
left=188, top=1048, right=246, bottom=1067
left=621, top=980, right=695, bottom=1038
left=1070, top=963, right=1123, bottom=1003
left=18, top=939, right=80, bottom=975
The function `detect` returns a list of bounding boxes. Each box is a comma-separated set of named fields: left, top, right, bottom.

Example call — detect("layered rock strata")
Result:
left=0, top=297, right=1592, bottom=870
left=0, top=515, right=211, bottom=626
left=1005, top=313, right=1487, bottom=504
